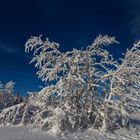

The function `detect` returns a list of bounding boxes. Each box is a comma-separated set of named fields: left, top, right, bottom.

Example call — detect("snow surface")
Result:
left=0, top=126, right=139, bottom=140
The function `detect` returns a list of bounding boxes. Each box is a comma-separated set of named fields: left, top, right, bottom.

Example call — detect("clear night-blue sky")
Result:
left=0, top=0, right=140, bottom=95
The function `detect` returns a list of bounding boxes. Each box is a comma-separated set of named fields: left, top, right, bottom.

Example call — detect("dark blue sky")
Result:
left=0, top=0, right=140, bottom=95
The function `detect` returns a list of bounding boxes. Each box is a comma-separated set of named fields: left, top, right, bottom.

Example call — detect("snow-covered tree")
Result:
left=0, top=81, right=20, bottom=111
left=0, top=81, right=4, bottom=95
left=103, top=41, right=140, bottom=130
left=25, top=35, right=121, bottom=133
left=5, top=81, right=15, bottom=95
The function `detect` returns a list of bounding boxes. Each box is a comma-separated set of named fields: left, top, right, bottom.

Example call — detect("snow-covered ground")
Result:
left=0, top=126, right=139, bottom=140
left=0, top=126, right=57, bottom=140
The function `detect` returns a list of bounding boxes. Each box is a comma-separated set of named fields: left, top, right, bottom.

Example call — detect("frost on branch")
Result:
left=90, top=35, right=119, bottom=48
left=25, top=36, right=61, bottom=82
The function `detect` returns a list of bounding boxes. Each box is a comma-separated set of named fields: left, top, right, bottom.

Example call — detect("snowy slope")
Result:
left=0, top=126, right=139, bottom=140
